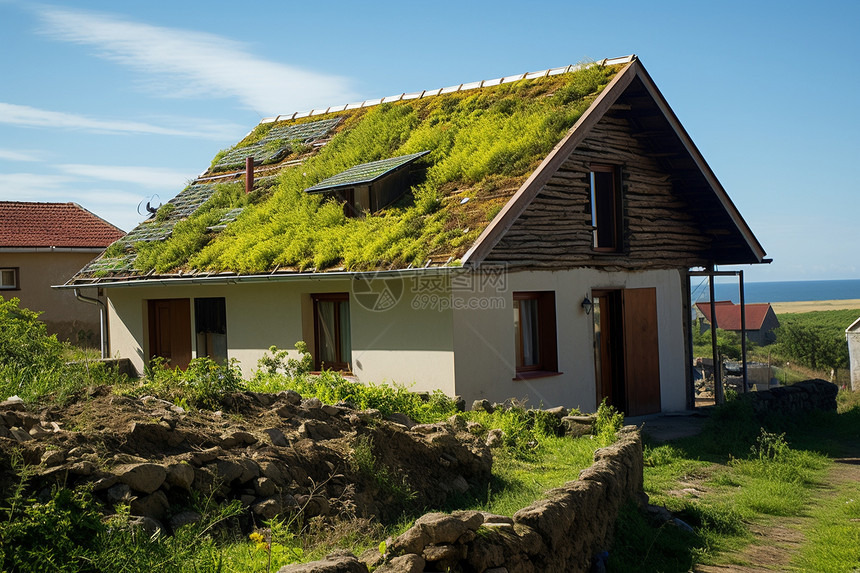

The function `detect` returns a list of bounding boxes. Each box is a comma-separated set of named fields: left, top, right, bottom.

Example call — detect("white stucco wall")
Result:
left=104, top=277, right=455, bottom=393
left=451, top=268, right=688, bottom=413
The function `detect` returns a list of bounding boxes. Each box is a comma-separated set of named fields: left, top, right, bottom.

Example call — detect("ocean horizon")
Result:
left=692, top=278, right=860, bottom=305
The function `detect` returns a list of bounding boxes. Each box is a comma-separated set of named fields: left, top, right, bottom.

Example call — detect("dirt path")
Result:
left=695, top=454, right=860, bottom=572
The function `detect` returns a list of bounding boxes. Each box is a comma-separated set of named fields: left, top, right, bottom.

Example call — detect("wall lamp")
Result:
left=581, top=296, right=593, bottom=315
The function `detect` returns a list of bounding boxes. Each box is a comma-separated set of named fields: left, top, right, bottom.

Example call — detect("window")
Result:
left=513, top=291, right=558, bottom=376
left=0, top=268, right=18, bottom=290
left=312, top=293, right=352, bottom=372
left=194, top=297, right=227, bottom=364
left=589, top=165, right=622, bottom=251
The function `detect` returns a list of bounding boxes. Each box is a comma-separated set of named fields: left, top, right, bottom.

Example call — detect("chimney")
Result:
left=245, top=156, right=254, bottom=194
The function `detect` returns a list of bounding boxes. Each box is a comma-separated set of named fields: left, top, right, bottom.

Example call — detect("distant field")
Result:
left=771, top=299, right=860, bottom=314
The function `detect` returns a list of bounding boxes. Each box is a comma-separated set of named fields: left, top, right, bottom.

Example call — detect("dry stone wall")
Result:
left=739, top=379, right=838, bottom=416
left=279, top=426, right=645, bottom=573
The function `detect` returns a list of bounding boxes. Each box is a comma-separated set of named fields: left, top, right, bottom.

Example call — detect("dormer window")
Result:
left=305, top=151, right=429, bottom=217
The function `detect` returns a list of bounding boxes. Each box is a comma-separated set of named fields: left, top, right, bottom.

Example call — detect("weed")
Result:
left=594, top=398, right=623, bottom=446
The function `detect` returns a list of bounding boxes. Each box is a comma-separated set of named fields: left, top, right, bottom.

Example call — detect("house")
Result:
left=695, top=301, right=780, bottom=346
left=1, top=201, right=124, bottom=344
left=847, top=317, right=860, bottom=391
left=63, top=56, right=767, bottom=415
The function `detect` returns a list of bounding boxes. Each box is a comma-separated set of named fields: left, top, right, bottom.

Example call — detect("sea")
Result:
left=692, top=279, right=860, bottom=304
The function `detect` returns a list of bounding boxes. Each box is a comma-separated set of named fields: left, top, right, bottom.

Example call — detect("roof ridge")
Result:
left=259, top=55, right=636, bottom=126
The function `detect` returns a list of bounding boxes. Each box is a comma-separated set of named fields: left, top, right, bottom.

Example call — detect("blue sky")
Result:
left=1, top=0, right=858, bottom=282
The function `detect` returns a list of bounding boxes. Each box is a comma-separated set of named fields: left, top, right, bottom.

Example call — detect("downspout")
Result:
left=74, top=288, right=107, bottom=359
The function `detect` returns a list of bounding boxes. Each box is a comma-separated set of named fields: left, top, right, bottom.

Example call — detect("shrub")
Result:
left=137, top=356, right=246, bottom=409
left=594, top=398, right=623, bottom=446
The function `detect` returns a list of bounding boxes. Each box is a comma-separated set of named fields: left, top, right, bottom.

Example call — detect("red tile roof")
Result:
left=695, top=301, right=775, bottom=331
left=0, top=202, right=125, bottom=248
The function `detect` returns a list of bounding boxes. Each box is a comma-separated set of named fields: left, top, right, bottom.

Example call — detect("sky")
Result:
left=1, top=0, right=858, bottom=283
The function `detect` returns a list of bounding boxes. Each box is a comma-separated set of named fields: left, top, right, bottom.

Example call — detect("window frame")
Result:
left=0, top=268, right=19, bottom=290
left=589, top=164, right=623, bottom=252
left=513, top=291, right=559, bottom=378
left=311, top=292, right=352, bottom=372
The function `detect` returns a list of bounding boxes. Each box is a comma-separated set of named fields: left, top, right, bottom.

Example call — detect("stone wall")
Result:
left=279, top=426, right=645, bottom=573
left=739, top=379, right=838, bottom=416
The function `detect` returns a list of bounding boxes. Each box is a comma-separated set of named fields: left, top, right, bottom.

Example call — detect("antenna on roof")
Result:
left=138, top=194, right=162, bottom=217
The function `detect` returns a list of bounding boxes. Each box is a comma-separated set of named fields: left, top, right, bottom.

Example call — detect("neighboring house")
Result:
left=695, top=301, right=780, bottom=346
left=847, top=317, right=860, bottom=392
left=1, top=202, right=124, bottom=343
left=63, top=56, right=767, bottom=415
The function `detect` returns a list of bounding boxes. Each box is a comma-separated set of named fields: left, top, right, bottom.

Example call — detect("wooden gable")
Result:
left=463, top=59, right=766, bottom=270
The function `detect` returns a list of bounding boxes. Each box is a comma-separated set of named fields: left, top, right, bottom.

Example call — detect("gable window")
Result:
left=194, top=297, right=227, bottom=364
left=513, top=291, right=558, bottom=376
left=312, top=293, right=352, bottom=372
left=589, top=165, right=622, bottom=251
left=0, top=268, right=18, bottom=290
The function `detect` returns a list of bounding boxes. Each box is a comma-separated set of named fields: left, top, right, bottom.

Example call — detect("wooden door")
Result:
left=147, top=299, right=191, bottom=369
left=622, top=288, right=661, bottom=416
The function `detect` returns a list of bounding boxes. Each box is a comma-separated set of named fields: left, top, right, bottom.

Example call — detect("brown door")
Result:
left=593, top=288, right=661, bottom=416
left=622, top=288, right=661, bottom=416
left=147, top=298, right=192, bottom=369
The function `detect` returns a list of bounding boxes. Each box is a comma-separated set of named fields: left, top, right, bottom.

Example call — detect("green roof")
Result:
left=73, top=60, right=625, bottom=281
left=305, top=151, right=429, bottom=193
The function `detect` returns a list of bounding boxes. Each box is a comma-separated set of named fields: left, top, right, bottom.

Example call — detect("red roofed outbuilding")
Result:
left=0, top=202, right=124, bottom=344
left=695, top=300, right=780, bottom=346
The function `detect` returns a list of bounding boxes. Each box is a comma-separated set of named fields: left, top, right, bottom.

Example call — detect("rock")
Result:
left=130, top=490, right=169, bottom=521
left=386, top=413, right=414, bottom=428
left=423, top=543, right=467, bottom=563
left=0, top=396, right=25, bottom=410
left=486, top=429, right=505, bottom=448
left=115, top=463, right=167, bottom=494
left=8, top=427, right=32, bottom=443
left=447, top=414, right=467, bottom=431
left=237, top=458, right=261, bottom=483
left=189, top=446, right=223, bottom=465
left=170, top=510, right=202, bottom=530
left=472, top=399, right=494, bottom=413
left=166, top=462, right=195, bottom=491
left=298, top=420, right=339, bottom=441
left=302, top=397, right=323, bottom=410
left=107, top=483, right=132, bottom=504
left=29, top=424, right=52, bottom=438
left=213, top=459, right=244, bottom=484
left=254, top=477, right=277, bottom=497
left=375, top=554, right=425, bottom=573
left=69, top=461, right=96, bottom=476
left=259, top=461, right=286, bottom=485
left=264, top=428, right=289, bottom=447
left=40, top=449, right=66, bottom=467
left=544, top=406, right=568, bottom=418
left=321, top=404, right=341, bottom=416
left=276, top=551, right=368, bottom=573
left=252, top=497, right=282, bottom=520
left=451, top=475, right=470, bottom=494
left=127, top=516, right=163, bottom=537
left=280, top=390, right=302, bottom=405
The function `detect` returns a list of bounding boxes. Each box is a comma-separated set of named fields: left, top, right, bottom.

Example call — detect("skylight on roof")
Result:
left=305, top=151, right=430, bottom=194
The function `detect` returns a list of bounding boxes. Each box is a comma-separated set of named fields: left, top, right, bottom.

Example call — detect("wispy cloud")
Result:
left=0, top=149, right=41, bottom=162
left=35, top=6, right=357, bottom=115
left=56, top=164, right=192, bottom=189
left=0, top=102, right=240, bottom=139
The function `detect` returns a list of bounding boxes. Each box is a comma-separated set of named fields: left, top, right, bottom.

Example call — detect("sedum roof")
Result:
left=68, top=54, right=766, bottom=286
left=73, top=58, right=627, bottom=282
left=0, top=202, right=125, bottom=249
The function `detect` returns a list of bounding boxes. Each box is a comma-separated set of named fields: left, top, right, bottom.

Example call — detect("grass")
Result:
left=611, top=389, right=860, bottom=572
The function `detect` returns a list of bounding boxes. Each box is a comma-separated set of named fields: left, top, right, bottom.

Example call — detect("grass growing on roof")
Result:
left=128, top=63, right=618, bottom=274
